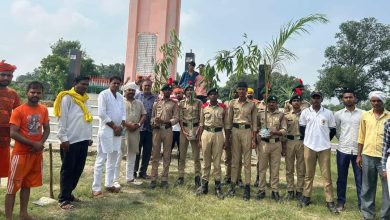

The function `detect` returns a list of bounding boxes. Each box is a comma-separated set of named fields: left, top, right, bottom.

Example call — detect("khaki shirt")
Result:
left=124, top=99, right=146, bottom=124
left=258, top=109, right=287, bottom=138
left=283, top=100, right=310, bottom=113
left=200, top=102, right=226, bottom=128
left=284, top=110, right=301, bottom=136
left=151, top=98, right=179, bottom=126
left=179, top=98, right=202, bottom=124
left=226, top=98, right=257, bottom=132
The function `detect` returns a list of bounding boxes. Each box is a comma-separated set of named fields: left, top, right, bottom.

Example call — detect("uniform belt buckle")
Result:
left=239, top=124, right=245, bottom=129
left=211, top=127, right=216, bottom=132
left=295, top=136, right=300, bottom=140
left=270, top=139, right=276, bottom=144
left=161, top=126, right=166, bottom=130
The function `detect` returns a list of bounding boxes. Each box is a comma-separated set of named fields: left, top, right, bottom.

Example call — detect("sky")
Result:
left=1, top=0, right=390, bottom=88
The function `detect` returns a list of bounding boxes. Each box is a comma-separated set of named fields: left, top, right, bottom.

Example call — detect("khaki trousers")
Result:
left=258, top=141, right=281, bottom=191
left=201, top=130, right=224, bottom=181
left=178, top=130, right=201, bottom=178
left=224, top=141, right=242, bottom=178
left=303, top=146, right=334, bottom=202
left=231, top=128, right=252, bottom=184
left=285, top=140, right=305, bottom=192
left=151, top=128, right=173, bottom=181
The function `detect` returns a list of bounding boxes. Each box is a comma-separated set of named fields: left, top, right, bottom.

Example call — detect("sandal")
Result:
left=59, top=201, right=74, bottom=210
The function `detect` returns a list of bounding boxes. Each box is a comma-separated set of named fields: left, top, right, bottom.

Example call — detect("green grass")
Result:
left=0, top=151, right=384, bottom=220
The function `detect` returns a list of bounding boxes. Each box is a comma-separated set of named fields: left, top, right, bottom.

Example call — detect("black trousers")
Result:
left=58, top=140, right=89, bottom=203
left=134, top=131, right=153, bottom=176
left=171, top=131, right=180, bottom=150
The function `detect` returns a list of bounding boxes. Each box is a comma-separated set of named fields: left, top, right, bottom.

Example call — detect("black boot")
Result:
left=149, top=181, right=157, bottom=189
left=271, top=191, right=281, bottom=202
left=286, top=191, right=295, bottom=200
left=326, top=202, right=339, bottom=214
left=256, top=190, right=266, bottom=200
left=195, top=176, right=201, bottom=188
left=223, top=176, right=231, bottom=185
left=243, top=184, right=251, bottom=201
left=226, top=183, right=236, bottom=197
left=295, top=191, right=303, bottom=201
left=175, top=177, right=184, bottom=186
left=215, top=181, right=224, bottom=200
left=298, top=196, right=311, bottom=208
left=253, top=175, right=259, bottom=187
left=237, top=179, right=244, bottom=188
left=161, top=181, right=169, bottom=189
left=196, top=180, right=208, bottom=196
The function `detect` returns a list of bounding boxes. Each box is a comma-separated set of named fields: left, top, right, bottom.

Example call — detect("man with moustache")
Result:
left=134, top=79, right=157, bottom=179
left=92, top=76, right=125, bottom=196
left=149, top=84, right=179, bottom=188
left=0, top=61, right=20, bottom=184
left=298, top=91, right=338, bottom=214
left=334, top=90, right=363, bottom=212
left=5, top=81, right=50, bottom=220
left=357, top=91, right=390, bottom=220
left=54, top=76, right=93, bottom=209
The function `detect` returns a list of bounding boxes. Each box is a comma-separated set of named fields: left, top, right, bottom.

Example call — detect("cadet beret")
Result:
left=184, top=84, right=194, bottom=92
left=267, top=95, right=278, bottom=102
left=236, top=81, right=248, bottom=88
left=207, top=88, right=218, bottom=96
left=161, top=84, right=173, bottom=91
left=310, top=91, right=323, bottom=98
left=289, top=95, right=302, bottom=103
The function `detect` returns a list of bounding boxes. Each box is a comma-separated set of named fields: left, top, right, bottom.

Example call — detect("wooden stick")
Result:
left=49, top=143, right=54, bottom=199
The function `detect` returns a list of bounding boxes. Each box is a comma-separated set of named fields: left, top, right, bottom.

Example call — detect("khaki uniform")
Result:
left=223, top=100, right=242, bottom=179
left=200, top=102, right=226, bottom=181
left=284, top=110, right=305, bottom=192
left=122, top=99, right=146, bottom=154
left=150, top=98, right=179, bottom=181
left=226, top=98, right=257, bottom=184
left=178, top=98, right=202, bottom=178
left=283, top=100, right=310, bottom=113
left=257, top=109, right=287, bottom=192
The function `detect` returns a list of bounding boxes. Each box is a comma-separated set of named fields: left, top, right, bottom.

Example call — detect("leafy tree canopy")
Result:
left=316, top=17, right=390, bottom=102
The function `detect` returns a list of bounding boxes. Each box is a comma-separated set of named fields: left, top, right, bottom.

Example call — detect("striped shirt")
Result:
left=382, top=119, right=390, bottom=172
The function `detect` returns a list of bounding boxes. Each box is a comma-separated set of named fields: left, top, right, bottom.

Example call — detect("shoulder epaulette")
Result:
left=201, top=102, right=209, bottom=108
left=218, top=103, right=227, bottom=109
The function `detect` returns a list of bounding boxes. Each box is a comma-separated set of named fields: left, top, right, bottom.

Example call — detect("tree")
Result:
left=39, top=38, right=96, bottom=96
left=316, top=17, right=390, bottom=102
left=95, top=63, right=125, bottom=78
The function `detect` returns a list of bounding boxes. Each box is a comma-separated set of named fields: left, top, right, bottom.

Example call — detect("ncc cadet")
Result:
left=256, top=95, right=287, bottom=202
left=226, top=81, right=257, bottom=201
left=149, top=84, right=179, bottom=189
left=223, top=90, right=243, bottom=186
left=196, top=88, right=226, bottom=199
left=283, top=94, right=305, bottom=201
left=176, top=83, right=202, bottom=187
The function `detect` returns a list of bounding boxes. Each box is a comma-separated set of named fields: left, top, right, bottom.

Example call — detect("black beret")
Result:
left=267, top=95, right=278, bottom=102
left=236, top=81, right=248, bottom=88
left=207, top=88, right=218, bottom=96
left=161, top=84, right=173, bottom=91
left=289, top=95, right=302, bottom=103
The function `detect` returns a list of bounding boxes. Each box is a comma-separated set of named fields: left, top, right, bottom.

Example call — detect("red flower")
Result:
left=188, top=80, right=193, bottom=85
left=168, top=77, right=173, bottom=85
left=295, top=88, right=302, bottom=96
left=298, top=79, right=303, bottom=85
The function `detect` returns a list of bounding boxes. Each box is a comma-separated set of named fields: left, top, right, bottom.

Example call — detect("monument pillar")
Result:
left=124, top=0, right=181, bottom=82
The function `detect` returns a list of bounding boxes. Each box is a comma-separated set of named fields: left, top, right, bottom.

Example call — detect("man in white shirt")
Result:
left=334, top=90, right=363, bottom=212
left=92, top=76, right=125, bottom=196
left=298, top=91, right=338, bottom=214
left=55, top=76, right=93, bottom=209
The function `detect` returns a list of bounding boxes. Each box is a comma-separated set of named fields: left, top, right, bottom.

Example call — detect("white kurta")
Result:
left=97, top=89, right=126, bottom=153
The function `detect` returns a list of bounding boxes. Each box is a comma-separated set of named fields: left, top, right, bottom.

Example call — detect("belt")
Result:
left=183, top=122, right=200, bottom=127
left=204, top=126, right=223, bottom=132
left=261, top=138, right=280, bottom=143
left=287, top=135, right=302, bottom=141
left=153, top=124, right=172, bottom=129
left=232, top=123, right=251, bottom=129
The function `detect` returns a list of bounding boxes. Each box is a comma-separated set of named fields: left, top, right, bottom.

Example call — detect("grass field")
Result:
left=0, top=150, right=384, bottom=220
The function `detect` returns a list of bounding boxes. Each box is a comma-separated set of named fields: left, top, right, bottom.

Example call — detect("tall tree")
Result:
left=39, top=38, right=96, bottom=95
left=316, top=17, right=390, bottom=101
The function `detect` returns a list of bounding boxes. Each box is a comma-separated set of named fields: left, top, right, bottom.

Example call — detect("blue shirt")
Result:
left=135, top=92, right=156, bottom=132
left=179, top=71, right=199, bottom=88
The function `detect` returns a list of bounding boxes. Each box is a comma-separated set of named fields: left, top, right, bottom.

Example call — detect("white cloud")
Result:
left=99, top=0, right=128, bottom=15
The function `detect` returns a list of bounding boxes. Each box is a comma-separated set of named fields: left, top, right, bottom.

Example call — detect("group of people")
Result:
left=0, top=60, right=389, bottom=220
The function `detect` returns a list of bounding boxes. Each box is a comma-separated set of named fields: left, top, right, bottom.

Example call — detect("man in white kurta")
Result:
left=114, top=83, right=146, bottom=184
left=92, top=77, right=125, bottom=195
